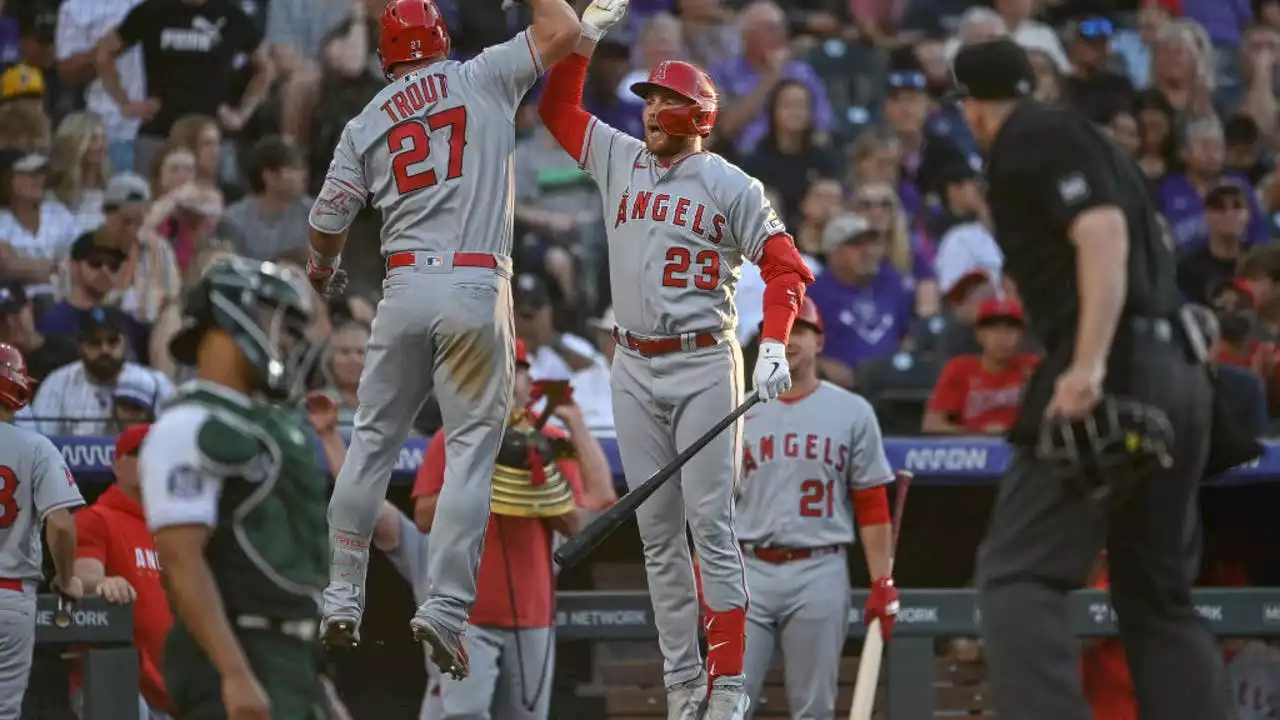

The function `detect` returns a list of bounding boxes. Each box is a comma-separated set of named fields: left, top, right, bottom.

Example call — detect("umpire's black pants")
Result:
left=976, top=349, right=1230, bottom=720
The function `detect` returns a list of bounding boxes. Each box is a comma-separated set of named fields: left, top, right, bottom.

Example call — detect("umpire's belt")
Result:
left=234, top=615, right=318, bottom=642
left=740, top=543, right=842, bottom=564
left=385, top=251, right=512, bottom=277
left=612, top=326, right=727, bottom=357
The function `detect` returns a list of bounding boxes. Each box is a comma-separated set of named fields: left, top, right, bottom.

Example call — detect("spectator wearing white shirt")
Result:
left=0, top=150, right=81, bottom=302
left=54, top=0, right=146, bottom=172
left=22, top=302, right=171, bottom=430
left=991, top=0, right=1071, bottom=71
left=22, top=305, right=172, bottom=436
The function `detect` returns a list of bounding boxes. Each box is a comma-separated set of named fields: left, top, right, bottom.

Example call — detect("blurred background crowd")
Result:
left=3, top=0, right=1280, bottom=716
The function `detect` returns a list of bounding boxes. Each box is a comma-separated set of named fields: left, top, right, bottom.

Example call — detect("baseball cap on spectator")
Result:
left=0, top=64, right=44, bottom=103
left=78, top=306, right=128, bottom=343
left=949, top=38, right=1038, bottom=102
left=514, top=273, right=551, bottom=314
left=942, top=268, right=993, bottom=303
left=1064, top=15, right=1115, bottom=43
left=70, top=231, right=127, bottom=266
left=821, top=213, right=878, bottom=254
left=975, top=297, right=1025, bottom=326
left=103, top=172, right=152, bottom=211
left=114, top=423, right=151, bottom=457
left=0, top=281, right=25, bottom=314
left=1212, top=278, right=1256, bottom=309
left=114, top=381, right=160, bottom=414
left=1205, top=177, right=1248, bottom=208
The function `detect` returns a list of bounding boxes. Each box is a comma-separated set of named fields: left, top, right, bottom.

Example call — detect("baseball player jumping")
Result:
left=306, top=0, right=582, bottom=678
left=539, top=2, right=816, bottom=716
left=0, top=343, right=84, bottom=720
left=735, top=299, right=898, bottom=720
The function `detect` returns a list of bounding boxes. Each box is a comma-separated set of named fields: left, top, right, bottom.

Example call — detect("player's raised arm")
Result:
left=526, top=0, right=583, bottom=70
left=538, top=0, right=630, bottom=165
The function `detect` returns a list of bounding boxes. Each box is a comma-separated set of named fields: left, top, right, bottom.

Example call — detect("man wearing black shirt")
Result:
left=94, top=0, right=274, bottom=177
left=1061, top=15, right=1134, bottom=122
left=953, top=38, right=1232, bottom=720
left=1177, top=179, right=1251, bottom=305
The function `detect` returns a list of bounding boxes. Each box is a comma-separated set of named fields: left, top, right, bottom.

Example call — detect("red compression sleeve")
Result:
left=537, top=53, right=593, bottom=159
left=853, top=485, right=891, bottom=527
left=759, top=235, right=816, bottom=344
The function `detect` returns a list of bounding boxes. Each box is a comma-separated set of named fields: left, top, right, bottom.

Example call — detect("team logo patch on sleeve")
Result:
left=1056, top=173, right=1090, bottom=205
left=167, top=465, right=205, bottom=498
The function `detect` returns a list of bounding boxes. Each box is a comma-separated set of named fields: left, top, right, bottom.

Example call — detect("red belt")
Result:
left=0, top=578, right=23, bottom=591
left=741, top=544, right=841, bottom=564
left=385, top=251, right=499, bottom=271
left=611, top=328, right=719, bottom=357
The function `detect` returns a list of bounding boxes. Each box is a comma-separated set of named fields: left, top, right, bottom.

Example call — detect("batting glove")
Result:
left=865, top=577, right=900, bottom=641
left=753, top=341, right=791, bottom=401
left=582, top=0, right=629, bottom=42
left=306, top=251, right=348, bottom=298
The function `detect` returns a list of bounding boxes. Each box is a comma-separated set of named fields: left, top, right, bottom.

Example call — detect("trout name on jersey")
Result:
left=614, top=190, right=727, bottom=244
left=742, top=432, right=849, bottom=478
left=378, top=72, right=452, bottom=124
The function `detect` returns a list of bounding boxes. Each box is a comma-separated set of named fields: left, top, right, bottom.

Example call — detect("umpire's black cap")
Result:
left=949, top=38, right=1038, bottom=102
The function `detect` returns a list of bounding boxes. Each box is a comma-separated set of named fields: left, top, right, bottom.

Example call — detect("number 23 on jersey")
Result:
left=387, top=106, right=469, bottom=195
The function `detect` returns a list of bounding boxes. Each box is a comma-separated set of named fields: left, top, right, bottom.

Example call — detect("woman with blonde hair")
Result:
left=1149, top=19, right=1216, bottom=116
left=853, top=181, right=940, bottom=317
left=49, top=112, right=111, bottom=231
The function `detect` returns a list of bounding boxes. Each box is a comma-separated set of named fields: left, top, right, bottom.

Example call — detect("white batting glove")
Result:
left=753, top=341, right=791, bottom=402
left=582, top=0, right=629, bottom=42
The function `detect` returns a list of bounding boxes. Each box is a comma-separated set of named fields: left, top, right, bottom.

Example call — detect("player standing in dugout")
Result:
left=952, top=38, right=1261, bottom=720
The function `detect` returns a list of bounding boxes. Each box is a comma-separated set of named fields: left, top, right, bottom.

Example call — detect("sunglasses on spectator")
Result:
left=86, top=258, right=123, bottom=272
left=886, top=71, right=927, bottom=91
left=1077, top=17, right=1113, bottom=39
left=856, top=197, right=895, bottom=210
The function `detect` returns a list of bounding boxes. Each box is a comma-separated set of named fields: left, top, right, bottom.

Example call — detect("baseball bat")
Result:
left=553, top=393, right=762, bottom=569
left=849, top=470, right=913, bottom=720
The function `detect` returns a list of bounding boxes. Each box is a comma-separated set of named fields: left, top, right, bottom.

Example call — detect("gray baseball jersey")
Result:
left=736, top=381, right=892, bottom=548
left=576, top=119, right=787, bottom=336
left=0, top=422, right=84, bottom=579
left=309, top=29, right=543, bottom=255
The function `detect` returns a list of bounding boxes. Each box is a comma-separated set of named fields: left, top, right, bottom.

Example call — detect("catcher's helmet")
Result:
left=171, top=258, right=318, bottom=401
left=379, top=0, right=451, bottom=79
left=0, top=343, right=34, bottom=411
left=795, top=296, right=823, bottom=334
left=630, top=61, right=719, bottom=137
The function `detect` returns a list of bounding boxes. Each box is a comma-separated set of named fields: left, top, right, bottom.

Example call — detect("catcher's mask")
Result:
left=172, top=258, right=321, bottom=402
left=490, top=409, right=576, bottom=518
left=1037, top=396, right=1176, bottom=506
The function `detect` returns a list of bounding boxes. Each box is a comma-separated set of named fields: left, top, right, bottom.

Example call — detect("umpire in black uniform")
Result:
left=954, top=39, right=1251, bottom=720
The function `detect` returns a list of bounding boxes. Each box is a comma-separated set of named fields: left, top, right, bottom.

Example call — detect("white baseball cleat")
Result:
left=700, top=685, right=749, bottom=720
left=666, top=677, right=706, bottom=720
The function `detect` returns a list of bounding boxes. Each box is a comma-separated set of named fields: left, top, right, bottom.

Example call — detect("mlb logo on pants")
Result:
left=425, top=255, right=443, bottom=267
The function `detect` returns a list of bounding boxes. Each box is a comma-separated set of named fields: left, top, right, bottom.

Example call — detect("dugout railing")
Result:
left=33, top=595, right=136, bottom=719
left=553, top=588, right=1280, bottom=719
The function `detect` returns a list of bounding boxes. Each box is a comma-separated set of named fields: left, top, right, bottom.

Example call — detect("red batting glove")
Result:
left=864, top=576, right=900, bottom=641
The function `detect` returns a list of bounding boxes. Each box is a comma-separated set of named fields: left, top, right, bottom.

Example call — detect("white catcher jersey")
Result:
left=0, top=422, right=84, bottom=579
left=577, top=119, right=788, bottom=336
left=736, top=382, right=892, bottom=547
left=310, top=30, right=544, bottom=256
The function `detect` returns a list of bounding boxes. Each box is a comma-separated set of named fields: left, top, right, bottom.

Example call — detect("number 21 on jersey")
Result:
left=799, top=478, right=839, bottom=518
left=387, top=107, right=469, bottom=195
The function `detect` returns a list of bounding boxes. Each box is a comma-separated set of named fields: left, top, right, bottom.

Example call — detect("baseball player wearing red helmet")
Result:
left=0, top=344, right=84, bottom=720
left=308, top=0, right=582, bottom=680
left=736, top=299, right=899, bottom=719
left=538, top=2, right=815, bottom=717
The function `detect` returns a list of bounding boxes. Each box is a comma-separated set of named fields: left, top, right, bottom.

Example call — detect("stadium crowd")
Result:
left=0, top=0, right=1278, bottom=716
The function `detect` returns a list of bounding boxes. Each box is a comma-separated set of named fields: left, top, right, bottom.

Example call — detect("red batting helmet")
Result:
left=630, top=61, right=719, bottom=137
left=795, top=297, right=823, bottom=334
left=379, top=0, right=451, bottom=78
left=0, top=343, right=33, bottom=411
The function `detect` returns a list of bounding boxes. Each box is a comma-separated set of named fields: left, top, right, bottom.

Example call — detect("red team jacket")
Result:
left=413, top=424, right=584, bottom=629
left=927, top=354, right=1040, bottom=431
left=73, top=485, right=173, bottom=712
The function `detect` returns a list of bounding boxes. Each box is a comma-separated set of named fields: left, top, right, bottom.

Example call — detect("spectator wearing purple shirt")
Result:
left=1182, top=0, right=1253, bottom=47
left=1158, top=115, right=1268, bottom=252
left=809, top=213, right=914, bottom=390
left=708, top=1, right=834, bottom=155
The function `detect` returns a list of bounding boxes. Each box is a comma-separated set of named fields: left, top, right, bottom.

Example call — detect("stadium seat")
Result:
left=856, top=352, right=945, bottom=435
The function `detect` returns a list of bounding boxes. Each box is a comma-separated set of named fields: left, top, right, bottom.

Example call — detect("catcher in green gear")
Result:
left=138, top=258, right=336, bottom=720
